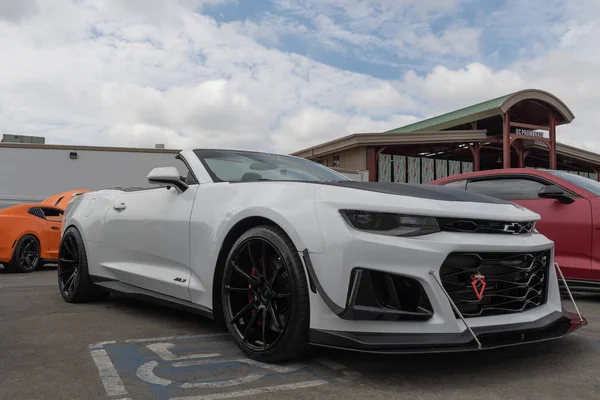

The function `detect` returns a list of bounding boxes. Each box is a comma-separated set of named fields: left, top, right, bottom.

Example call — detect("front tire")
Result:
left=221, top=225, right=310, bottom=362
left=6, top=234, right=41, bottom=273
left=57, top=227, right=109, bottom=303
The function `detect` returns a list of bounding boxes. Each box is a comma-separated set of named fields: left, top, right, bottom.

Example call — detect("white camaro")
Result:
left=57, top=148, right=586, bottom=362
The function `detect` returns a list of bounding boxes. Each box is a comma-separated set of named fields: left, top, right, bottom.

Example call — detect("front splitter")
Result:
left=308, top=309, right=587, bottom=354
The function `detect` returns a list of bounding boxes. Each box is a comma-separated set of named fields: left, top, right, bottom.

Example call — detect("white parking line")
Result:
left=180, top=373, right=266, bottom=389
left=147, top=342, right=221, bottom=361
left=124, top=333, right=229, bottom=343
left=169, top=380, right=329, bottom=400
left=90, top=349, right=128, bottom=398
left=89, top=340, right=117, bottom=350
left=172, top=358, right=305, bottom=373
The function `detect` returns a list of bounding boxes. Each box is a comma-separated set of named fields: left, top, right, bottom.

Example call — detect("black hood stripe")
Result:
left=320, top=181, right=510, bottom=204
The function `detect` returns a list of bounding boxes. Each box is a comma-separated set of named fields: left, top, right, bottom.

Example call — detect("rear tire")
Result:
left=57, top=227, right=110, bottom=303
left=6, top=234, right=41, bottom=273
left=221, top=225, right=310, bottom=362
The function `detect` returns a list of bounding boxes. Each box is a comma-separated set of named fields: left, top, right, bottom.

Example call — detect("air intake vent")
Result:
left=343, top=269, right=434, bottom=321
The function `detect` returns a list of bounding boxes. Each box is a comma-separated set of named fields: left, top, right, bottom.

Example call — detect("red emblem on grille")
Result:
left=471, top=272, right=486, bottom=300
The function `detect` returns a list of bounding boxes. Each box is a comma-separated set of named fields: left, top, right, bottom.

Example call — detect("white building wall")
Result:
left=0, top=146, right=186, bottom=209
left=335, top=170, right=369, bottom=181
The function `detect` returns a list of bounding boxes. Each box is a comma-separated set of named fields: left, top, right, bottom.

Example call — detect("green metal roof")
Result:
left=386, top=93, right=512, bottom=133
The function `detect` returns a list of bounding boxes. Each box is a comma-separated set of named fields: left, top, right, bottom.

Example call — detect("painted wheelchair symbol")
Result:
left=136, top=342, right=308, bottom=389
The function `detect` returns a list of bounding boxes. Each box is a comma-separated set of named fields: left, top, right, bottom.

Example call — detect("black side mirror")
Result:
left=538, top=185, right=574, bottom=204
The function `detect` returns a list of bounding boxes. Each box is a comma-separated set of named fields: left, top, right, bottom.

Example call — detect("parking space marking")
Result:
left=89, top=333, right=360, bottom=399
left=90, top=341, right=117, bottom=350
left=124, top=333, right=229, bottom=343
left=180, top=373, right=266, bottom=389
left=90, top=348, right=128, bottom=398
left=169, top=380, right=329, bottom=400
left=137, top=361, right=174, bottom=386
left=148, top=342, right=221, bottom=361
left=174, top=358, right=306, bottom=373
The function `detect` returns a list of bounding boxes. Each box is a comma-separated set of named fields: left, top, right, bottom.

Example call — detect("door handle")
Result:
left=113, top=203, right=127, bottom=211
left=51, top=226, right=60, bottom=230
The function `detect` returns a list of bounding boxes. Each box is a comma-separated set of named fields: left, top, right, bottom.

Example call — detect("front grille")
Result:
left=437, top=218, right=535, bottom=235
left=439, top=250, right=550, bottom=318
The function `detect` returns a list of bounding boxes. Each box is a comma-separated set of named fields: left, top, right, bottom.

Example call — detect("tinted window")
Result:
left=41, top=207, right=64, bottom=222
left=546, top=170, right=600, bottom=196
left=441, top=179, right=467, bottom=190
left=174, top=156, right=198, bottom=184
left=466, top=178, right=547, bottom=200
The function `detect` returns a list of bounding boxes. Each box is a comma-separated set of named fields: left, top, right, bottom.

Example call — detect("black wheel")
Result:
left=6, top=234, right=41, bottom=273
left=58, top=227, right=109, bottom=303
left=221, top=225, right=310, bottom=362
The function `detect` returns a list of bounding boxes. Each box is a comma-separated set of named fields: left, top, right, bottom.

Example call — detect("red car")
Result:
left=429, top=168, right=600, bottom=293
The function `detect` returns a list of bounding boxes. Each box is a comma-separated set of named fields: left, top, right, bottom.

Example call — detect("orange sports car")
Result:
left=0, top=189, right=89, bottom=273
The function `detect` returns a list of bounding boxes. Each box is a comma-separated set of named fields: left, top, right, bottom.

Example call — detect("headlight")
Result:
left=340, top=210, right=440, bottom=237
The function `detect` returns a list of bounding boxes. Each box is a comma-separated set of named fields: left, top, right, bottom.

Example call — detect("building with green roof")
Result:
left=292, top=89, right=599, bottom=183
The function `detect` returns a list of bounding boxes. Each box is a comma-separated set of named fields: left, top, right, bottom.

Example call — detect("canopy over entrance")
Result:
left=387, top=89, right=575, bottom=133
left=386, top=89, right=576, bottom=171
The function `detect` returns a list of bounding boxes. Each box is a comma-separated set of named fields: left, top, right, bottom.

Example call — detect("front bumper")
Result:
left=309, top=309, right=587, bottom=353
left=306, top=203, right=587, bottom=352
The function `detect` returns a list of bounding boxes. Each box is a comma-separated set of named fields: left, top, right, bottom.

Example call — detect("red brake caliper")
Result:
left=249, top=260, right=263, bottom=326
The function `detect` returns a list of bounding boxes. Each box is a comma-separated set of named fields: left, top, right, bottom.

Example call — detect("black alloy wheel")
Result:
left=7, top=235, right=40, bottom=273
left=57, top=227, right=109, bottom=303
left=222, top=225, right=310, bottom=362
left=58, top=231, right=81, bottom=298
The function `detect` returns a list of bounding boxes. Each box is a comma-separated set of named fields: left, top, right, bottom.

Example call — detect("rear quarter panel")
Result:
left=62, top=190, right=122, bottom=245
left=0, top=214, right=47, bottom=263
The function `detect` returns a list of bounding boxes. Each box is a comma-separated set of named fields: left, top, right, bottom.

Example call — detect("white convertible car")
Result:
left=57, top=148, right=586, bottom=362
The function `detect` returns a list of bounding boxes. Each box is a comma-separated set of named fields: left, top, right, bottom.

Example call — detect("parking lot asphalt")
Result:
left=1, top=266, right=599, bottom=400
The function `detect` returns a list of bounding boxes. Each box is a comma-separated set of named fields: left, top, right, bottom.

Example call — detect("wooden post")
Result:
left=511, top=140, right=525, bottom=168
left=366, top=147, right=377, bottom=182
left=593, top=167, right=600, bottom=182
left=549, top=111, right=557, bottom=170
left=469, top=143, right=481, bottom=171
left=503, top=111, right=511, bottom=169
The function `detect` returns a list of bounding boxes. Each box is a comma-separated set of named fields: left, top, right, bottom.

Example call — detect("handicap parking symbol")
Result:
left=89, top=333, right=361, bottom=400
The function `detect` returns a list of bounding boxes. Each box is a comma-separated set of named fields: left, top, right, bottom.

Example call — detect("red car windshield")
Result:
left=547, top=170, right=600, bottom=196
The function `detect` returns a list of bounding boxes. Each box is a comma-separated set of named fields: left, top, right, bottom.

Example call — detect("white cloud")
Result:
left=271, top=107, right=419, bottom=153
left=0, top=0, right=38, bottom=22
left=252, top=0, right=481, bottom=64
left=413, top=27, right=482, bottom=57
left=0, top=0, right=420, bottom=153
left=0, top=0, right=600, bottom=158
left=404, top=63, right=524, bottom=114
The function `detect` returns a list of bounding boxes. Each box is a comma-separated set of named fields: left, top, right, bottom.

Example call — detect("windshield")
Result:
left=193, top=149, right=350, bottom=183
left=547, top=170, right=600, bottom=196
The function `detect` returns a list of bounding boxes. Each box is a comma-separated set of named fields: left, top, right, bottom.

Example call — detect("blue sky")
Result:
left=199, top=0, right=564, bottom=78
left=0, top=0, right=598, bottom=153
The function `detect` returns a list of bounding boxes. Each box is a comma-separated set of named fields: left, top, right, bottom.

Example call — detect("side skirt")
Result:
left=91, top=275, right=214, bottom=320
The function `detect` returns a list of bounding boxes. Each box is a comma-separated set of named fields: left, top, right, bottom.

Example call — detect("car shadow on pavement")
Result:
left=101, top=293, right=229, bottom=332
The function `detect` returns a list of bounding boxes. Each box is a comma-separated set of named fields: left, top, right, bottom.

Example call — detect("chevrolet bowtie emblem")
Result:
left=503, top=222, right=533, bottom=234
